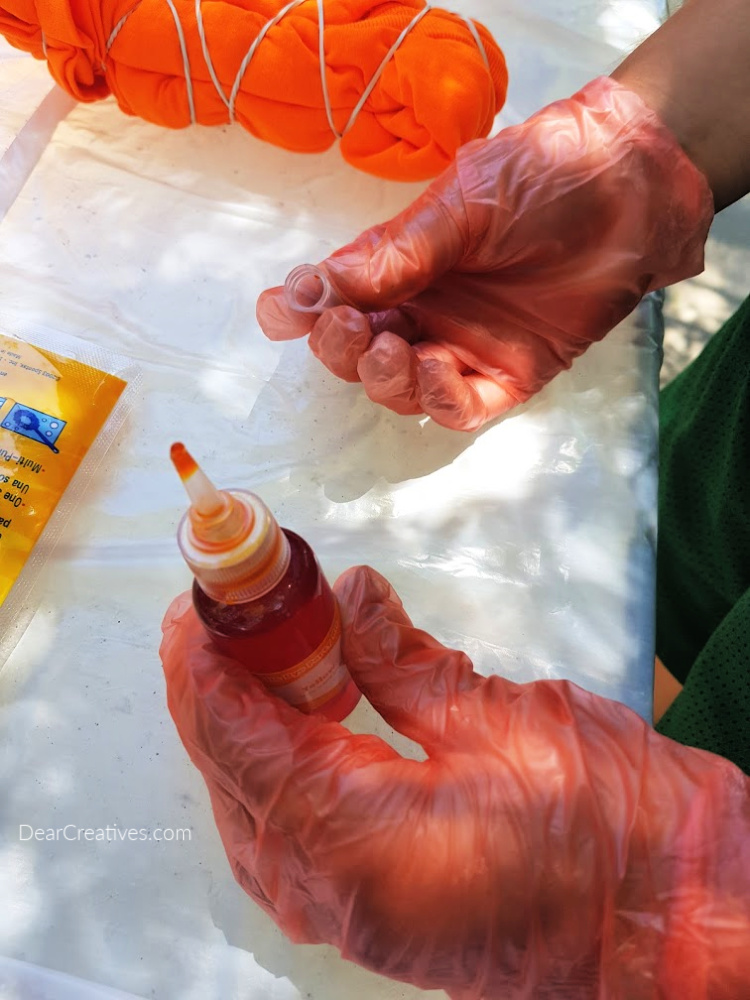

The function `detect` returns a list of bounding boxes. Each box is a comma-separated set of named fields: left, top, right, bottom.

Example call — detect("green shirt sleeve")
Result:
left=656, top=294, right=750, bottom=774
left=657, top=587, right=750, bottom=774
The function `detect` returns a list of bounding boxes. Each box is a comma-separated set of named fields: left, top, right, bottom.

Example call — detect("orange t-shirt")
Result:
left=0, top=0, right=508, bottom=180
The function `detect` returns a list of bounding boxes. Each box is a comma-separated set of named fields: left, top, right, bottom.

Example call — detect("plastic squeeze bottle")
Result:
left=171, top=443, right=361, bottom=723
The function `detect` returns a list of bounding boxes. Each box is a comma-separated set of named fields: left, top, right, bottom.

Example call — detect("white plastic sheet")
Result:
left=0, top=3, right=665, bottom=998
left=0, top=48, right=75, bottom=220
left=0, top=955, right=147, bottom=1000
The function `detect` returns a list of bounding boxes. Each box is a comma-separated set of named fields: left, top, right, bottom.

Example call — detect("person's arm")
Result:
left=613, top=0, right=750, bottom=211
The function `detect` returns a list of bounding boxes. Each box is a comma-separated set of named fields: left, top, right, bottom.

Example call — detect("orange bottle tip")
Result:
left=171, top=442, right=228, bottom=519
left=170, top=442, right=199, bottom=482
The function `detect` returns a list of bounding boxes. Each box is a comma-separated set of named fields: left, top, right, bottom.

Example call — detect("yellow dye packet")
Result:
left=0, top=324, right=141, bottom=665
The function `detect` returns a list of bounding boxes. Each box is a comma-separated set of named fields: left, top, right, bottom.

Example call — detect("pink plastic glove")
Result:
left=256, top=77, right=713, bottom=431
left=161, top=566, right=750, bottom=999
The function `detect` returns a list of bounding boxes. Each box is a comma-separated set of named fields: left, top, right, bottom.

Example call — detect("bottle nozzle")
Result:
left=171, top=441, right=251, bottom=550
left=171, top=444, right=291, bottom=603
left=170, top=442, right=225, bottom=517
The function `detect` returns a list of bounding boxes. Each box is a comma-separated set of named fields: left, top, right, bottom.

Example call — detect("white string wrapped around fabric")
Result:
left=94, top=0, right=490, bottom=138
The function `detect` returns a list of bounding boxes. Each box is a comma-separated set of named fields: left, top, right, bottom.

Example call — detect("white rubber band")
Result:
left=165, top=0, right=196, bottom=124
left=339, top=5, right=430, bottom=138
left=195, top=0, right=230, bottom=109
left=99, top=1, right=491, bottom=141
left=229, top=0, right=308, bottom=123
left=460, top=14, right=489, bottom=72
left=106, top=3, right=143, bottom=52
left=317, top=0, right=339, bottom=138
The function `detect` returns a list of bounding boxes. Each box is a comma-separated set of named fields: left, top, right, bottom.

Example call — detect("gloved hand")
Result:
left=161, top=566, right=750, bottom=999
left=257, top=76, right=713, bottom=431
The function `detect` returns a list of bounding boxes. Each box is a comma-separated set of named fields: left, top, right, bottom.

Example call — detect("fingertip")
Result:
left=160, top=601, right=249, bottom=702
left=309, top=306, right=372, bottom=382
left=160, top=597, right=209, bottom=682
left=321, top=225, right=389, bottom=310
left=333, top=565, right=402, bottom=628
left=161, top=590, right=194, bottom=637
left=357, top=332, right=422, bottom=416
left=256, top=287, right=316, bottom=342
left=414, top=360, right=481, bottom=431
left=417, top=362, right=519, bottom=432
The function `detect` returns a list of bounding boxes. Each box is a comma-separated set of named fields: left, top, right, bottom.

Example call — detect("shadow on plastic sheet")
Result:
left=234, top=338, right=505, bottom=503
left=210, top=885, right=447, bottom=1000
left=66, top=96, right=426, bottom=268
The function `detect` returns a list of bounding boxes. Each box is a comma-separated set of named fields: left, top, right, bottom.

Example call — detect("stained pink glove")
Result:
left=161, top=566, right=750, bottom=999
left=257, top=77, right=713, bottom=431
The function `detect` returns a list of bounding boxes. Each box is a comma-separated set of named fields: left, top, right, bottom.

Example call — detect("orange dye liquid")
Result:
left=193, top=529, right=361, bottom=722
left=170, top=442, right=198, bottom=480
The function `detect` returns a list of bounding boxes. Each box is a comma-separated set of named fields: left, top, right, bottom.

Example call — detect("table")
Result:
left=0, top=2, right=665, bottom=997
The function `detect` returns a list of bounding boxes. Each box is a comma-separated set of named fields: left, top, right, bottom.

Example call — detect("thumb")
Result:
left=255, top=180, right=462, bottom=343
left=334, top=565, right=484, bottom=753
left=323, top=174, right=466, bottom=312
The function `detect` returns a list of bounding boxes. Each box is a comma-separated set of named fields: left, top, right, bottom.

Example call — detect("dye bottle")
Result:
left=171, top=443, right=361, bottom=723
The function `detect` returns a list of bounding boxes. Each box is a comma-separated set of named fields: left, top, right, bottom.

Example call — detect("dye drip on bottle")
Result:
left=171, top=443, right=361, bottom=723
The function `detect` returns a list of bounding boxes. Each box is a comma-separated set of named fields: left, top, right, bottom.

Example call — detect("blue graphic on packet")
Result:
left=2, top=402, right=67, bottom=454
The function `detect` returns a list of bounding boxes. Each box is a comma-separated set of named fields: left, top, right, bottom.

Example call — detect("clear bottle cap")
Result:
left=171, top=443, right=291, bottom=604
left=284, top=264, right=340, bottom=314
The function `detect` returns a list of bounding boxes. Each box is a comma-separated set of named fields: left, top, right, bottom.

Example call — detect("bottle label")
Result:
left=262, top=603, right=349, bottom=712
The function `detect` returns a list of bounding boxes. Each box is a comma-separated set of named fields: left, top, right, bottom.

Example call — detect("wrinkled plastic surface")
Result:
left=0, top=0, right=507, bottom=182
left=259, top=77, right=713, bottom=430
left=0, top=49, right=74, bottom=219
left=162, top=566, right=750, bottom=998
left=0, top=1, right=686, bottom=997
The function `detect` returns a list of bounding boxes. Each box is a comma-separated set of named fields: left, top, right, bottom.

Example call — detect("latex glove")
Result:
left=257, top=77, right=713, bottom=431
left=161, top=566, right=750, bottom=999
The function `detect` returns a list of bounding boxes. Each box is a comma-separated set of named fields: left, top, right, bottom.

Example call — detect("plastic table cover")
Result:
left=0, top=2, right=666, bottom=998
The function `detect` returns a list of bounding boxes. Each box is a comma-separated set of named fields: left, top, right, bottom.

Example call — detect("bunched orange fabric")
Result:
left=0, top=0, right=509, bottom=180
